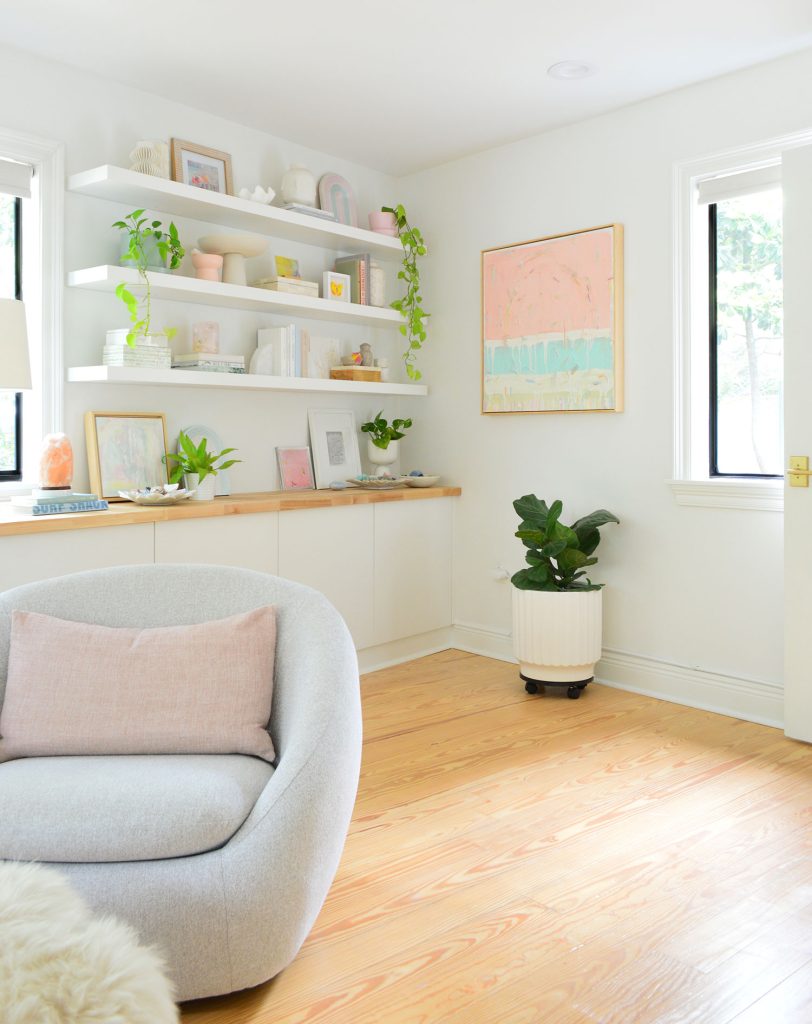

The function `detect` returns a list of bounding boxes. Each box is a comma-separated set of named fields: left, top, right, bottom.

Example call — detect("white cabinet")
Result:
left=0, top=524, right=154, bottom=591
left=154, top=514, right=278, bottom=573
left=373, top=498, right=453, bottom=644
left=278, top=505, right=375, bottom=649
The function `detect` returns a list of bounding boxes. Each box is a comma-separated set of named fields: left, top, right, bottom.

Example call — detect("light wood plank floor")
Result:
left=181, top=650, right=812, bottom=1023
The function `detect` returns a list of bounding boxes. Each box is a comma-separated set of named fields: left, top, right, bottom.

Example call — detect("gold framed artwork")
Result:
left=481, top=223, right=624, bottom=413
left=170, top=138, right=234, bottom=196
left=85, top=412, right=169, bottom=500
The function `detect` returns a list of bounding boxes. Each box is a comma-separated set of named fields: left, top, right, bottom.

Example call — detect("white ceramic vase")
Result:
left=185, top=472, right=216, bottom=502
left=512, top=588, right=603, bottom=685
left=367, top=438, right=399, bottom=477
left=280, top=164, right=317, bottom=207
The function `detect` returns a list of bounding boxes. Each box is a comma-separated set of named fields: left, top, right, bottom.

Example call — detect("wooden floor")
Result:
left=181, top=650, right=812, bottom=1024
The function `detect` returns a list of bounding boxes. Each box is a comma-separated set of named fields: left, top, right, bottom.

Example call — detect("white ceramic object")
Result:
left=404, top=475, right=440, bottom=487
left=184, top=472, right=217, bottom=502
left=348, top=476, right=408, bottom=489
left=512, top=588, right=603, bottom=684
left=128, top=140, right=170, bottom=178
left=238, top=185, right=275, bottom=204
left=367, top=437, right=399, bottom=477
left=369, top=260, right=385, bottom=307
left=280, top=165, right=317, bottom=207
left=198, top=233, right=268, bottom=286
left=118, top=485, right=195, bottom=506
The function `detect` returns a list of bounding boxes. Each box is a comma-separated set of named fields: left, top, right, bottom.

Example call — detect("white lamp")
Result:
left=0, top=297, right=31, bottom=390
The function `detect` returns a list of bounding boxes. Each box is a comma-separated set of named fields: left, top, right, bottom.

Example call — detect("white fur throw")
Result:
left=0, top=862, right=178, bottom=1024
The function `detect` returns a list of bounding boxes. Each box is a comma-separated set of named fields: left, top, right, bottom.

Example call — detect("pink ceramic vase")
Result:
left=191, top=251, right=224, bottom=282
left=368, top=211, right=398, bottom=235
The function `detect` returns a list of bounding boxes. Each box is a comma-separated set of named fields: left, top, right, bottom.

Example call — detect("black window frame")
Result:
left=708, top=201, right=782, bottom=480
left=0, top=195, right=23, bottom=482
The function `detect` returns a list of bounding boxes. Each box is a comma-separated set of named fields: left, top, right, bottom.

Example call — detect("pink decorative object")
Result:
left=191, top=251, right=223, bottom=282
left=38, top=433, right=73, bottom=490
left=368, top=210, right=397, bottom=235
left=192, top=321, right=220, bottom=353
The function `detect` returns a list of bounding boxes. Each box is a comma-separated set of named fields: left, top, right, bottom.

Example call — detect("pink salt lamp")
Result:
left=38, top=433, right=73, bottom=491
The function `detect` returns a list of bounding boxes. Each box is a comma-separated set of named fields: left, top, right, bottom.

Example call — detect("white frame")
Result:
left=308, top=408, right=361, bottom=488
left=322, top=271, right=351, bottom=303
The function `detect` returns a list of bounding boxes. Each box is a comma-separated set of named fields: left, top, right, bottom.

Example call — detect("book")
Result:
left=282, top=203, right=337, bottom=221
left=334, top=254, right=371, bottom=305
left=172, top=352, right=245, bottom=366
left=11, top=492, right=97, bottom=511
left=28, top=499, right=109, bottom=516
left=253, top=277, right=319, bottom=298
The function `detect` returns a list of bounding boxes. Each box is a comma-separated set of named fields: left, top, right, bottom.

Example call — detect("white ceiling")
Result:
left=2, top=0, right=811, bottom=176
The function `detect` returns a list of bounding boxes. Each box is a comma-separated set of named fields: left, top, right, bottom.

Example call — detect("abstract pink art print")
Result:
left=481, top=224, right=623, bottom=413
left=276, top=447, right=315, bottom=491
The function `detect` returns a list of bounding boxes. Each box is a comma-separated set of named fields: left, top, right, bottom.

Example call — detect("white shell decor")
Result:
left=117, top=484, right=195, bottom=506
left=512, top=588, right=603, bottom=684
left=238, top=185, right=275, bottom=205
left=128, top=140, right=170, bottom=178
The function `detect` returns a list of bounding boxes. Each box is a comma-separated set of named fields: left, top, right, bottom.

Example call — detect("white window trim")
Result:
left=671, top=127, right=812, bottom=513
left=0, top=127, right=63, bottom=496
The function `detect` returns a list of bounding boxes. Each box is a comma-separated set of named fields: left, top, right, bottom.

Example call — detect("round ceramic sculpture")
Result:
left=367, top=438, right=399, bottom=478
left=198, top=234, right=268, bottom=286
left=37, top=433, right=73, bottom=491
left=280, top=165, right=317, bottom=207
left=128, top=140, right=170, bottom=178
left=191, top=251, right=223, bottom=282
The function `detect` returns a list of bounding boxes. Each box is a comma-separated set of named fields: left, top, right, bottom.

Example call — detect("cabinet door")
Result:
left=278, top=505, right=375, bottom=650
left=154, top=514, right=278, bottom=574
left=0, top=524, right=154, bottom=591
left=373, top=498, right=453, bottom=644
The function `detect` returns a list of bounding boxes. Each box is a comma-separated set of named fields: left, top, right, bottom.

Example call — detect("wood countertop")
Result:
left=0, top=486, right=462, bottom=538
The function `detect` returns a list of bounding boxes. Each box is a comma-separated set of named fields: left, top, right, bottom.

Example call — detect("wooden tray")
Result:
left=330, top=366, right=382, bottom=382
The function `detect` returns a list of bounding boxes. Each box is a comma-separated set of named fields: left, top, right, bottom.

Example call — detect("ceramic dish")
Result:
left=347, top=476, right=408, bottom=490
left=404, top=475, right=440, bottom=488
left=118, top=485, right=196, bottom=506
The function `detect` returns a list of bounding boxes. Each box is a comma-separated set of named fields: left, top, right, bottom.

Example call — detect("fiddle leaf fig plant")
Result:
left=112, top=209, right=184, bottom=346
left=382, top=203, right=428, bottom=381
left=163, top=431, right=241, bottom=484
left=512, top=495, right=619, bottom=592
left=360, top=411, right=413, bottom=450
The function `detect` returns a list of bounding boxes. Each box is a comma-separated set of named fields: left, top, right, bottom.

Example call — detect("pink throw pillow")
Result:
left=0, top=607, right=277, bottom=763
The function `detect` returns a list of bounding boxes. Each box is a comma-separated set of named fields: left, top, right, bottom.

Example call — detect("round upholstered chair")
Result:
left=0, top=565, right=362, bottom=1002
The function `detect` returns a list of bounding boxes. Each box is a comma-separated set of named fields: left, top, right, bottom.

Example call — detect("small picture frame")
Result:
left=85, top=411, right=169, bottom=500
left=276, top=446, right=316, bottom=491
left=275, top=255, right=301, bottom=279
left=170, top=138, right=233, bottom=195
left=308, top=409, right=361, bottom=488
left=323, top=271, right=351, bottom=303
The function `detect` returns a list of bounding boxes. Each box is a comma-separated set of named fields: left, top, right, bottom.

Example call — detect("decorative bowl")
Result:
left=404, top=475, right=440, bottom=487
left=198, top=233, right=269, bottom=259
left=118, top=484, right=196, bottom=506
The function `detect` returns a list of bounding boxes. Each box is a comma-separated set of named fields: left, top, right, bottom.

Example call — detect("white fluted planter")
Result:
left=512, top=588, right=603, bottom=684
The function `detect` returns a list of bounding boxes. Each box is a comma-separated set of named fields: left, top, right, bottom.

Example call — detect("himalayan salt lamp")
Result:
left=38, top=433, right=73, bottom=491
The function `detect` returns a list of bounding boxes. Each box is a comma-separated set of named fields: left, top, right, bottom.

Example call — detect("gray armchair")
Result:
left=0, top=564, right=362, bottom=1001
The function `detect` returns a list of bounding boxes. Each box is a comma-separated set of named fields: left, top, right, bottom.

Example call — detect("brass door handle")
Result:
left=789, top=456, right=811, bottom=487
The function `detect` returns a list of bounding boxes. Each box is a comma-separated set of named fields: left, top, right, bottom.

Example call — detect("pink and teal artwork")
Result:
left=481, top=224, right=624, bottom=413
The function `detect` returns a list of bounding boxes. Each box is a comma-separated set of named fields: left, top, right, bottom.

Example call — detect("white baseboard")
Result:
left=357, top=627, right=458, bottom=674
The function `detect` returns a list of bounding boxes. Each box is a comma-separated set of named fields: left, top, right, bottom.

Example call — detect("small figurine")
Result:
left=360, top=342, right=373, bottom=367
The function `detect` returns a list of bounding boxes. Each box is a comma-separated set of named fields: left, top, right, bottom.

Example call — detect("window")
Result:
left=0, top=191, right=23, bottom=481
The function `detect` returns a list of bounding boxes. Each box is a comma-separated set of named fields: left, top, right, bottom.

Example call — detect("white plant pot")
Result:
left=367, top=437, right=399, bottom=477
left=185, top=472, right=216, bottom=502
left=512, top=587, right=603, bottom=684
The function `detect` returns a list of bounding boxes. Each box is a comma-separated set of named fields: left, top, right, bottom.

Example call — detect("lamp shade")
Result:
left=0, top=298, right=31, bottom=390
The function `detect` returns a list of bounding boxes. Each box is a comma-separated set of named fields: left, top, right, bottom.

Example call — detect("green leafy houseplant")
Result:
left=360, top=411, right=413, bottom=450
left=163, top=431, right=241, bottom=485
left=512, top=495, right=619, bottom=592
left=381, top=203, right=428, bottom=381
left=112, top=209, right=184, bottom=346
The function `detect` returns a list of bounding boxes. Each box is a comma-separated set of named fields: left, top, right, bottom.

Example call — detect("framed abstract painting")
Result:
left=481, top=224, right=624, bottom=413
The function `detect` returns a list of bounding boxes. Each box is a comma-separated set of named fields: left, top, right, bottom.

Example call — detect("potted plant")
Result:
left=381, top=203, right=428, bottom=381
left=360, top=411, right=412, bottom=476
left=511, top=495, right=619, bottom=699
left=112, top=209, right=184, bottom=346
left=163, top=431, right=241, bottom=502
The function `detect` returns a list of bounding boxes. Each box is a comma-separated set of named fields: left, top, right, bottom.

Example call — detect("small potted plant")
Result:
left=511, top=495, right=619, bottom=699
left=381, top=203, right=428, bottom=381
left=112, top=209, right=184, bottom=347
left=360, top=411, right=412, bottom=476
left=163, top=431, right=241, bottom=502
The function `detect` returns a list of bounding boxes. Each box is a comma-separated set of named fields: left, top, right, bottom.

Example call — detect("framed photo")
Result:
left=276, top=446, right=315, bottom=491
left=323, top=271, right=351, bottom=303
left=85, top=411, right=169, bottom=500
left=170, top=138, right=233, bottom=195
left=481, top=223, right=624, bottom=414
left=307, top=409, right=361, bottom=488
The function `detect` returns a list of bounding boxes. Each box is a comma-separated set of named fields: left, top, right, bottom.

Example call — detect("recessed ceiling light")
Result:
left=547, top=61, right=596, bottom=81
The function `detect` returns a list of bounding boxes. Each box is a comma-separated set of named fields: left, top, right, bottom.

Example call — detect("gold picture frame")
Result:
left=170, top=138, right=234, bottom=196
left=85, top=411, right=169, bottom=500
left=481, top=223, right=624, bottom=414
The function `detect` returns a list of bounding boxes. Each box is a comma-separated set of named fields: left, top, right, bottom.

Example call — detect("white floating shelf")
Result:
left=68, top=265, right=404, bottom=329
left=67, top=165, right=404, bottom=260
left=67, top=365, right=427, bottom=397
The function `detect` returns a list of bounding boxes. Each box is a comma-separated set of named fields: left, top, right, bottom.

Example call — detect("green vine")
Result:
left=382, top=203, right=428, bottom=381
left=112, top=209, right=184, bottom=346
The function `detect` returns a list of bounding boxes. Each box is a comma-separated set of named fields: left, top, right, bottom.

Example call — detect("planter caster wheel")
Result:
left=567, top=685, right=581, bottom=699
left=524, top=680, right=539, bottom=695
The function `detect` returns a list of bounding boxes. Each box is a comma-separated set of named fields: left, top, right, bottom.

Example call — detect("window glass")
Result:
left=0, top=193, right=20, bottom=477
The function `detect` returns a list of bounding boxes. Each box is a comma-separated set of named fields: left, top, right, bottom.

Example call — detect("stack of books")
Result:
left=11, top=492, right=109, bottom=516
left=171, top=353, right=246, bottom=374
left=252, top=325, right=304, bottom=377
left=282, top=203, right=337, bottom=221
left=334, top=254, right=371, bottom=305
left=103, top=329, right=171, bottom=369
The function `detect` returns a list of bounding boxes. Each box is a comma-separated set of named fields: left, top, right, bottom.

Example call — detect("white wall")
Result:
left=400, top=49, right=812, bottom=697
left=0, top=43, right=419, bottom=492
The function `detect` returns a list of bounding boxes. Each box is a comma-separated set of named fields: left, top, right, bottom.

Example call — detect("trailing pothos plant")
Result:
left=112, top=209, right=184, bottom=346
left=512, top=495, right=619, bottom=592
left=163, top=431, right=241, bottom=484
left=382, top=203, right=428, bottom=381
left=360, top=410, right=413, bottom=450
